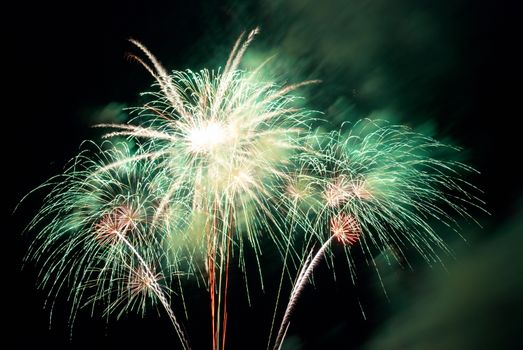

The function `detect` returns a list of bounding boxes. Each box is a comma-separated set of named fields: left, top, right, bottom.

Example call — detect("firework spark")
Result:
left=94, top=205, right=138, bottom=245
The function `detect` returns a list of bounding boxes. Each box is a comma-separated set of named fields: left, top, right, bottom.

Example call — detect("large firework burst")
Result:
left=23, top=29, right=482, bottom=350
left=271, top=120, right=482, bottom=348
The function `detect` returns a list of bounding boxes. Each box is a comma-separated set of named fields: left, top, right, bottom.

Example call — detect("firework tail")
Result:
left=116, top=231, right=190, bottom=350
left=273, top=236, right=335, bottom=350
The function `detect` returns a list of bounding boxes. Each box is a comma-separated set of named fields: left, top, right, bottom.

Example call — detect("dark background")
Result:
left=6, top=0, right=522, bottom=349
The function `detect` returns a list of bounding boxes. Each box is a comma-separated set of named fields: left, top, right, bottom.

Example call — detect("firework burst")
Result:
left=22, top=29, right=483, bottom=350
left=108, top=28, right=320, bottom=350
left=330, top=213, right=362, bottom=245
left=25, top=142, right=190, bottom=348
left=26, top=28, right=320, bottom=350
left=270, top=120, right=483, bottom=348
left=282, top=120, right=482, bottom=270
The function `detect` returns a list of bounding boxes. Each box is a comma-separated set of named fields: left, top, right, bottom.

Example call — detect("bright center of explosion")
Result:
left=188, top=121, right=227, bottom=153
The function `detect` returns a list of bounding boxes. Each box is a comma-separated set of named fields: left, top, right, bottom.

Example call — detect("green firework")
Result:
left=23, top=29, right=483, bottom=350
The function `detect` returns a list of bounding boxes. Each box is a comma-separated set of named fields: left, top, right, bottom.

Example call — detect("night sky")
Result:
left=6, top=1, right=522, bottom=349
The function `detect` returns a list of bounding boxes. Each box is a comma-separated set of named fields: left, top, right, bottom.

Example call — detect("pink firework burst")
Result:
left=330, top=213, right=362, bottom=245
left=94, top=206, right=139, bottom=245
left=128, top=266, right=163, bottom=297
left=324, top=176, right=352, bottom=207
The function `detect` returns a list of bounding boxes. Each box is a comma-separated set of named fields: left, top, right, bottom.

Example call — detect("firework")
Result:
left=26, top=28, right=319, bottom=350
left=25, top=141, right=190, bottom=348
left=116, top=28, right=319, bottom=350
left=269, top=120, right=483, bottom=348
left=23, top=29, right=482, bottom=350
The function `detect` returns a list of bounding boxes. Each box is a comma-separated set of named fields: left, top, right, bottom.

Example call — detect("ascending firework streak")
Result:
left=273, top=215, right=362, bottom=350
left=23, top=28, right=482, bottom=350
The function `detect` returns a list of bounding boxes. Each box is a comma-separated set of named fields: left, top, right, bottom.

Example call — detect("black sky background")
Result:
left=5, top=1, right=522, bottom=349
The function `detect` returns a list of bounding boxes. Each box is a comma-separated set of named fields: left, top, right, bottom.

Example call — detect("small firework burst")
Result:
left=324, top=175, right=353, bottom=207
left=94, top=205, right=139, bottom=245
left=330, top=213, right=361, bottom=245
left=323, top=175, right=371, bottom=208
left=288, top=120, right=482, bottom=270
left=128, top=266, right=161, bottom=294
left=24, top=141, right=189, bottom=347
left=349, top=178, right=372, bottom=201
